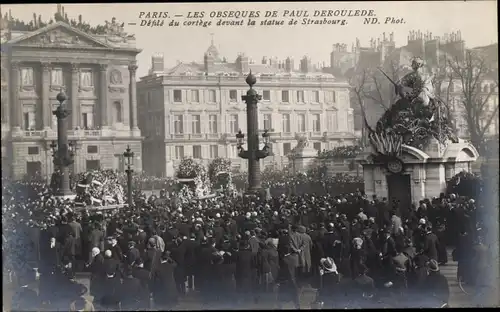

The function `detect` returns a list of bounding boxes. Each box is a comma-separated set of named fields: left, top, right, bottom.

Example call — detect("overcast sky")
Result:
left=3, top=1, right=498, bottom=77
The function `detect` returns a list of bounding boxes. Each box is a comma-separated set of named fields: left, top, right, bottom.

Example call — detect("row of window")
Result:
left=19, top=67, right=94, bottom=88
left=27, top=145, right=99, bottom=155
left=21, top=102, right=123, bottom=130
left=171, top=89, right=337, bottom=103
left=172, top=141, right=324, bottom=160
left=169, top=113, right=331, bottom=134
left=24, top=160, right=101, bottom=177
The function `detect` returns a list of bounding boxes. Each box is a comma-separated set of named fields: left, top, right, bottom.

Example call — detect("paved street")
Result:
left=3, top=249, right=496, bottom=311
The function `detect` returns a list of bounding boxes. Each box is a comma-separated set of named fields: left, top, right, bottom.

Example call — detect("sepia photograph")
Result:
left=1, top=1, right=498, bottom=310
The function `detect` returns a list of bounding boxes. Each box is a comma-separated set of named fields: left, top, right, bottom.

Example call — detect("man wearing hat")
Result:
left=126, top=241, right=141, bottom=267
left=424, top=259, right=449, bottom=308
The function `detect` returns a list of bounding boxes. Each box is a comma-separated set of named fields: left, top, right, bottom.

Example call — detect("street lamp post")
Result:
left=237, top=71, right=273, bottom=195
left=51, top=91, right=75, bottom=197
left=123, top=145, right=134, bottom=207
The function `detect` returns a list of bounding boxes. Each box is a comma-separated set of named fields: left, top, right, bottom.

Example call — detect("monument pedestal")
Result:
left=292, top=147, right=318, bottom=173
left=357, top=139, right=479, bottom=205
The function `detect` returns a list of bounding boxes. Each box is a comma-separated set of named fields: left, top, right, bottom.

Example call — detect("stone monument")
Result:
left=292, top=135, right=318, bottom=172
left=356, top=58, right=479, bottom=207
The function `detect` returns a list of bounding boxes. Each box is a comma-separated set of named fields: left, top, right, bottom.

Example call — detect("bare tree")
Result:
left=348, top=69, right=370, bottom=146
left=363, top=60, right=405, bottom=110
left=448, top=50, right=499, bottom=153
left=433, top=64, right=457, bottom=134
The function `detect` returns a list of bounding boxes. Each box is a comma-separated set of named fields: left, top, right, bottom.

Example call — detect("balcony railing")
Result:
left=24, top=130, right=45, bottom=137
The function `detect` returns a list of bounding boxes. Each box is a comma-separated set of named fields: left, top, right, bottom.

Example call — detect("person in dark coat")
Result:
left=152, top=252, right=179, bottom=309
left=120, top=268, right=149, bottom=310
left=88, top=222, right=105, bottom=262
left=276, top=245, right=300, bottom=309
left=169, top=237, right=187, bottom=295
left=423, top=225, right=439, bottom=261
left=88, top=247, right=105, bottom=284
left=98, top=266, right=122, bottom=310
left=125, top=241, right=141, bottom=267
left=234, top=240, right=257, bottom=304
left=208, top=250, right=236, bottom=308
left=422, top=259, right=450, bottom=308
left=67, top=214, right=83, bottom=258
left=62, top=231, right=77, bottom=276
left=180, top=233, right=197, bottom=292
left=315, top=257, right=341, bottom=309
left=105, top=236, right=123, bottom=263
left=132, top=257, right=151, bottom=290
left=196, top=237, right=217, bottom=303
left=434, top=222, right=448, bottom=265
left=259, top=238, right=280, bottom=293
left=102, top=249, right=121, bottom=278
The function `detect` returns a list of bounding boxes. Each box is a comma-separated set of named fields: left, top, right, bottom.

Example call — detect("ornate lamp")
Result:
left=123, top=145, right=135, bottom=207
left=238, top=71, right=272, bottom=194
left=51, top=91, right=73, bottom=197
left=236, top=130, right=245, bottom=150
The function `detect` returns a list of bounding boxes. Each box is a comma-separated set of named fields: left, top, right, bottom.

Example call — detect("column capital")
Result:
left=71, top=63, right=80, bottom=72
left=41, top=62, right=51, bottom=71
left=99, top=64, right=108, bottom=71
left=128, top=64, right=138, bottom=73
left=11, top=61, right=20, bottom=70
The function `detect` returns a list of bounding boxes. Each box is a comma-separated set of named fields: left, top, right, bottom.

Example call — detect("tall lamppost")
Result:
left=51, top=91, right=74, bottom=197
left=123, top=145, right=134, bottom=207
left=236, top=71, right=273, bottom=195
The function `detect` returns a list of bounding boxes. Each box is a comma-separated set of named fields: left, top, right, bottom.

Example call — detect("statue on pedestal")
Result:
left=366, top=58, right=458, bottom=158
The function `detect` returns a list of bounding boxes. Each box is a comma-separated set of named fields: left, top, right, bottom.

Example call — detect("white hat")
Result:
left=320, top=257, right=338, bottom=274
left=419, top=218, right=426, bottom=225
left=252, top=211, right=257, bottom=217
left=215, top=213, right=221, bottom=218
left=273, top=211, right=278, bottom=216
left=245, top=212, right=251, bottom=218
left=104, top=250, right=112, bottom=258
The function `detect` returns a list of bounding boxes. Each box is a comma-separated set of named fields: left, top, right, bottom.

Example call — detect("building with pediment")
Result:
left=138, top=39, right=357, bottom=177
left=1, top=13, right=143, bottom=180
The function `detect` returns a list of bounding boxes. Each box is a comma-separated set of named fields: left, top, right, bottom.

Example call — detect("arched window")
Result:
left=113, top=101, right=122, bottom=123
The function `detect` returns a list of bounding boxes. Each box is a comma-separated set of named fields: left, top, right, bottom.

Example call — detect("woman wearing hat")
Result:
left=314, top=257, right=340, bottom=309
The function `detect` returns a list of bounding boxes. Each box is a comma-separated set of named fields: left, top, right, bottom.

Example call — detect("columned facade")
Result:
left=1, top=21, right=143, bottom=180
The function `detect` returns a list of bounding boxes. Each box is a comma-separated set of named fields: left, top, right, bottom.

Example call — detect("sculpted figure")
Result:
left=395, top=57, right=436, bottom=108
left=109, top=70, right=122, bottom=85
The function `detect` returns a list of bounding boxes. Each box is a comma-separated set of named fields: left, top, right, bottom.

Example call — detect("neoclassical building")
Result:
left=1, top=18, right=142, bottom=180
left=138, top=41, right=357, bottom=177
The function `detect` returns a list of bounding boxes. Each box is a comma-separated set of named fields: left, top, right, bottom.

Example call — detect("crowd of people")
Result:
left=2, top=169, right=491, bottom=311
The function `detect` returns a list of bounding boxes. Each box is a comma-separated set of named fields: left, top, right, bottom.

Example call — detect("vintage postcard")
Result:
left=1, top=1, right=498, bottom=311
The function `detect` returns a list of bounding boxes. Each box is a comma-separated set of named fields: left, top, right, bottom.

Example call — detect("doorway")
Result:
left=86, top=160, right=100, bottom=171
left=26, top=161, right=42, bottom=179
left=387, top=173, right=412, bottom=215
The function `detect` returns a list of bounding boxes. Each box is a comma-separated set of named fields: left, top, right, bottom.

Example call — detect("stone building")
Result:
left=1, top=15, right=142, bottom=180
left=137, top=40, right=357, bottom=177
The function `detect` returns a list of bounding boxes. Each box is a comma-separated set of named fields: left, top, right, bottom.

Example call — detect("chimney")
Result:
left=300, top=56, right=312, bottom=73
left=237, top=53, right=249, bottom=73
left=204, top=51, right=215, bottom=72
left=151, top=53, right=164, bottom=73
left=262, top=56, right=267, bottom=65
left=285, top=57, right=294, bottom=72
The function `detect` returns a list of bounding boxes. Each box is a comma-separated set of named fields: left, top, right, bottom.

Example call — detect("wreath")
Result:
left=446, top=170, right=483, bottom=199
